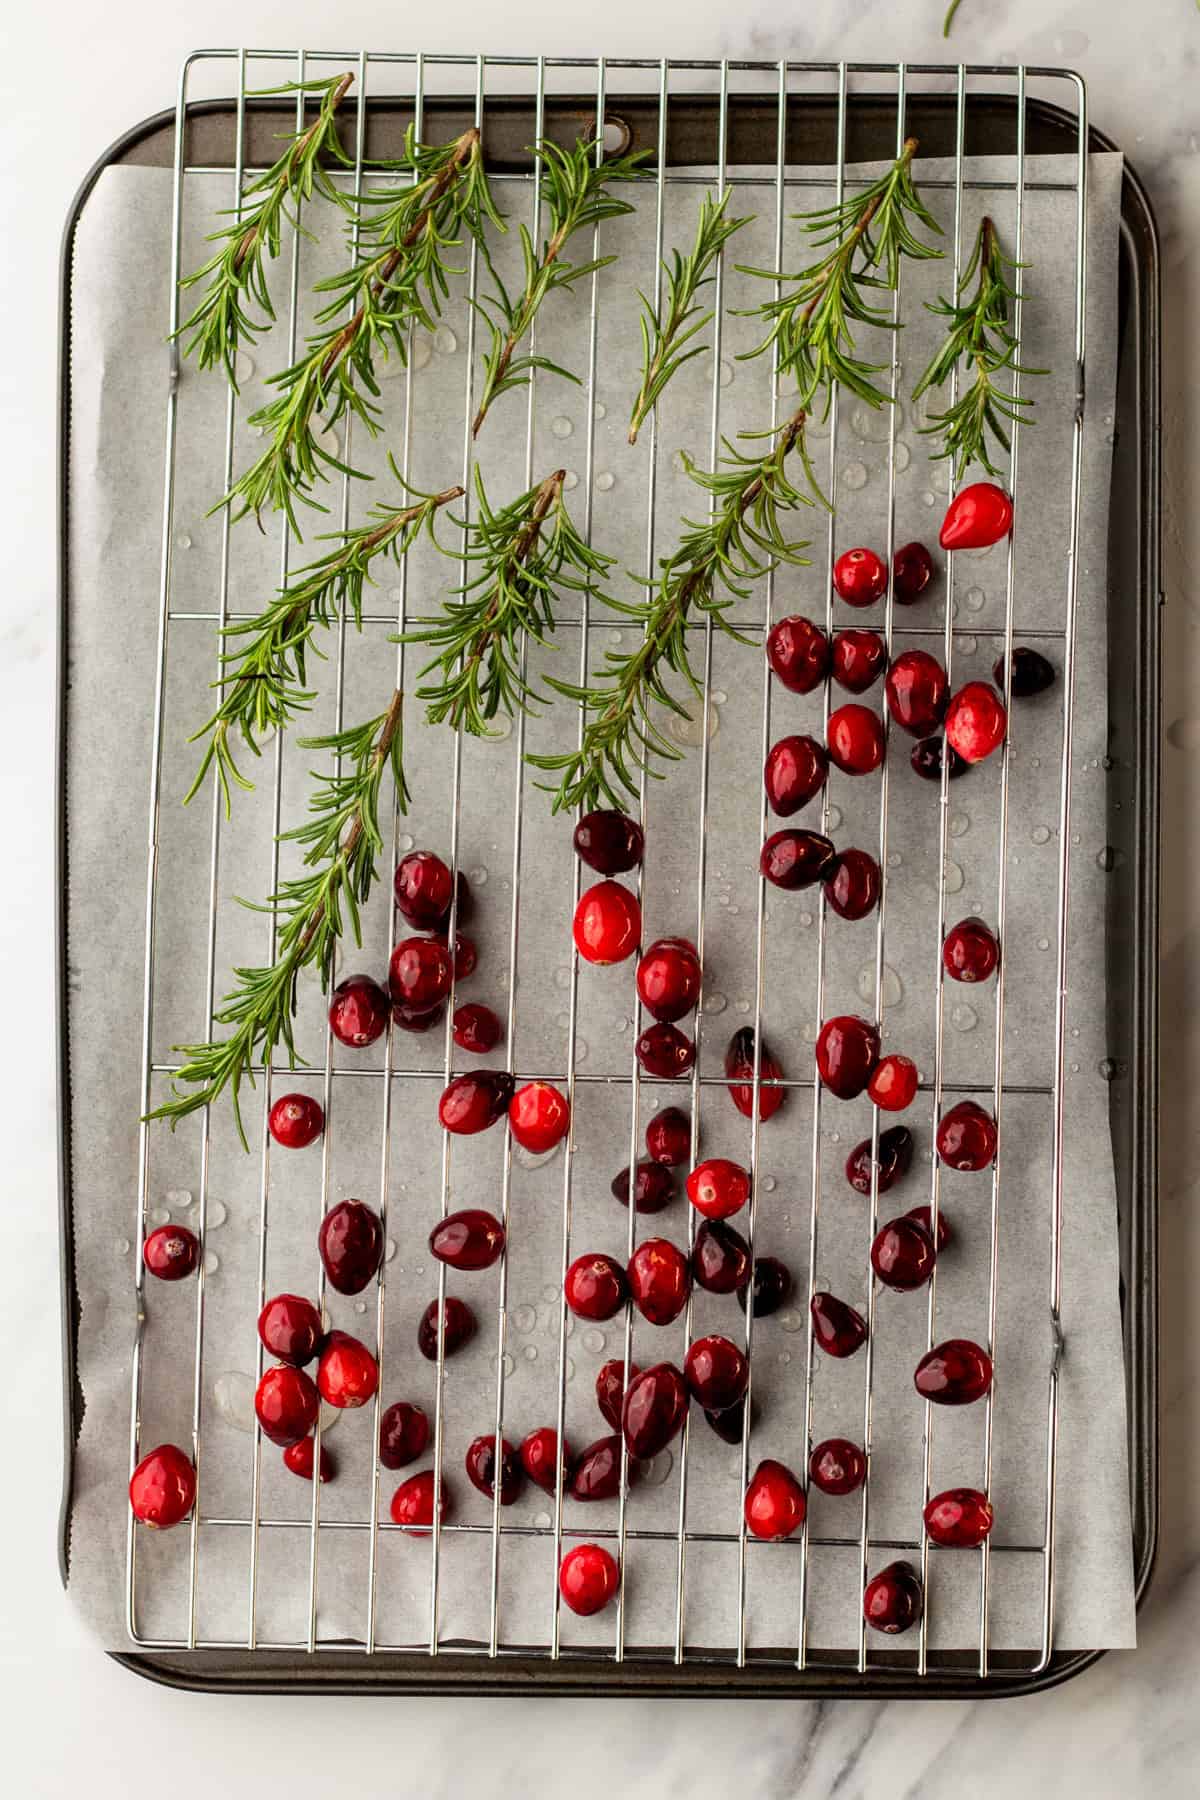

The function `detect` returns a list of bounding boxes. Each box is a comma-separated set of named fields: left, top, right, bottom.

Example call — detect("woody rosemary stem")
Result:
left=471, top=220, right=571, bottom=438
left=797, top=137, right=917, bottom=333
left=231, top=72, right=355, bottom=274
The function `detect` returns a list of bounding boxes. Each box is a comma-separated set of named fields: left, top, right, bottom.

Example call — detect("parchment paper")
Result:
left=63, top=145, right=1136, bottom=1657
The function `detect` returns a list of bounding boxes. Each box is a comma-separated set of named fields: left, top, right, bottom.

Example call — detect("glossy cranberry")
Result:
left=833, top=545, right=888, bottom=607
left=936, top=1100, right=998, bottom=1171
left=636, top=1022, right=696, bottom=1079
left=809, top=1438, right=866, bottom=1496
left=388, top=936, right=452, bottom=1014
left=255, top=1365, right=320, bottom=1445
left=389, top=1469, right=450, bottom=1534
left=596, top=1359, right=640, bottom=1432
left=429, top=1208, right=506, bottom=1272
left=684, top=1335, right=748, bottom=1411
left=725, top=1026, right=786, bottom=1121
left=129, top=1445, right=196, bottom=1529
left=914, top=1338, right=993, bottom=1405
left=559, top=1544, right=620, bottom=1615
left=438, top=1069, right=515, bottom=1134
left=394, top=849, right=455, bottom=927
left=945, top=682, right=1007, bottom=763
left=417, top=1296, right=476, bottom=1360
left=611, top=1161, right=676, bottom=1214
left=736, top=1255, right=793, bottom=1318
left=143, top=1223, right=200, bottom=1282
left=864, top=1560, right=923, bottom=1633
left=328, top=974, right=390, bottom=1048
left=627, top=1238, right=691, bottom=1326
left=569, top=1436, right=628, bottom=1501
left=943, top=916, right=1000, bottom=983
left=686, top=1157, right=750, bottom=1222
left=646, top=1106, right=691, bottom=1166
left=393, top=1000, right=446, bottom=1034
left=995, top=646, right=1055, bottom=698
left=924, top=1487, right=995, bottom=1546
left=704, top=1402, right=749, bottom=1445
left=760, top=828, right=838, bottom=889
left=867, top=1053, right=920, bottom=1112
left=520, top=1427, right=572, bottom=1494
left=258, top=1293, right=325, bottom=1367
left=509, top=1081, right=570, bottom=1154
left=574, top=809, right=644, bottom=875
left=622, top=1362, right=689, bottom=1459
left=564, top=1252, right=627, bottom=1321
left=870, top=1216, right=936, bottom=1290
left=832, top=628, right=888, bottom=694
left=268, top=1093, right=325, bottom=1150
left=452, top=1002, right=502, bottom=1053
left=810, top=1291, right=868, bottom=1358
left=434, top=930, right=477, bottom=981
left=379, top=1402, right=430, bottom=1470
left=911, top=735, right=967, bottom=782
left=824, top=849, right=881, bottom=922
left=692, top=1220, right=752, bottom=1295
left=764, top=736, right=828, bottom=816
left=940, top=481, right=1013, bottom=551
left=744, top=1460, right=807, bottom=1539
left=636, top=937, right=702, bottom=1022
left=766, top=615, right=830, bottom=692
left=905, top=1203, right=952, bottom=1251
left=317, top=1332, right=379, bottom=1409
left=885, top=649, right=949, bottom=737
left=318, top=1198, right=384, bottom=1295
left=816, top=1014, right=880, bottom=1100
left=465, top=1434, right=523, bottom=1504
left=283, top=1437, right=335, bottom=1482
left=846, top=1124, right=913, bottom=1195
left=573, top=881, right=641, bottom=965
left=827, top=704, right=885, bottom=776
left=893, top=540, right=935, bottom=603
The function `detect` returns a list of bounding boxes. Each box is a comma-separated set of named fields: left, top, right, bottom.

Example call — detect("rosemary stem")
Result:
left=296, top=685, right=404, bottom=954
left=233, top=71, right=355, bottom=273
left=471, top=218, right=570, bottom=437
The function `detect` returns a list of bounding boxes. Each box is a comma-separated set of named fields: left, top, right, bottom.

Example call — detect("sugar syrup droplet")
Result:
left=842, top=460, right=868, bottom=492
left=595, top=470, right=616, bottom=493
left=551, top=415, right=574, bottom=439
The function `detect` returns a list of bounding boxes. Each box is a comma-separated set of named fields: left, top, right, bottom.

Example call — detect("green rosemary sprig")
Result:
left=628, top=191, right=750, bottom=444
left=530, top=407, right=820, bottom=812
left=738, top=138, right=942, bottom=412
left=148, top=690, right=407, bottom=1147
left=471, top=136, right=650, bottom=437
left=943, top=0, right=965, bottom=33
left=911, top=216, right=1041, bottom=481
left=176, top=72, right=355, bottom=386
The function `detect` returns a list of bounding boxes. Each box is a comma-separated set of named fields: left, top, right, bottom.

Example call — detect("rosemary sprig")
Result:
left=530, top=406, right=820, bottom=812
left=943, top=0, right=965, bottom=33
left=176, top=73, right=355, bottom=386
left=738, top=138, right=942, bottom=411
left=911, top=216, right=1041, bottom=480
left=628, top=191, right=750, bottom=444
left=471, top=136, right=650, bottom=437
left=148, top=690, right=407, bottom=1147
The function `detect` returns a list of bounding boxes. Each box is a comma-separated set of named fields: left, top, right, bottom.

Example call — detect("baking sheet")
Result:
left=63, top=143, right=1135, bottom=1655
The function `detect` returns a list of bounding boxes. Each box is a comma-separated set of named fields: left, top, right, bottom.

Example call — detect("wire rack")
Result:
left=122, top=50, right=1100, bottom=1689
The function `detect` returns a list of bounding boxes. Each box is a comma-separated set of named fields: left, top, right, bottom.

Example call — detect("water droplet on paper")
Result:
left=959, top=635, right=977, bottom=655
left=523, top=1344, right=538, bottom=1363
left=165, top=1188, right=192, bottom=1213
left=964, top=586, right=986, bottom=614
left=582, top=1327, right=606, bottom=1353
left=117, top=1237, right=131, bottom=1256
left=943, top=859, right=965, bottom=893
left=825, top=803, right=843, bottom=831
left=575, top=1038, right=590, bottom=1064
left=563, top=469, right=579, bottom=491
left=666, top=701, right=720, bottom=748
left=950, top=1002, right=977, bottom=1033
left=642, top=1449, right=674, bottom=1486
left=410, top=334, right=433, bottom=371
left=491, top=1352, right=516, bottom=1378
left=205, top=1198, right=228, bottom=1230
left=542, top=1282, right=560, bottom=1304
left=595, top=401, right=607, bottom=420
left=799, top=910, right=813, bottom=928
left=595, top=470, right=616, bottom=493
left=842, top=460, right=868, bottom=492
left=857, top=963, right=903, bottom=1009
left=1037, top=936, right=1051, bottom=952
left=213, top=1370, right=256, bottom=1432
left=778, top=1351, right=792, bottom=1366
left=1096, top=846, right=1118, bottom=872
left=887, top=851, right=903, bottom=869
left=148, top=1206, right=170, bottom=1226
left=534, top=1509, right=552, bottom=1529
left=203, top=1251, right=220, bottom=1276
left=1031, top=825, right=1051, bottom=845
left=469, top=865, right=489, bottom=886
left=1099, top=1057, right=1118, bottom=1081
left=762, top=1175, right=777, bottom=1193
left=175, top=533, right=192, bottom=552
left=564, top=1357, right=576, bottom=1382
left=434, top=324, right=458, bottom=356
left=616, top=1015, right=631, bottom=1034
left=354, top=1299, right=367, bottom=1315
left=703, top=990, right=728, bottom=1015
left=894, top=440, right=911, bottom=472
left=513, top=1303, right=536, bottom=1334
left=735, top=998, right=752, bottom=1015
left=850, top=403, right=895, bottom=443
left=949, top=812, right=969, bottom=839
left=778, top=1306, right=805, bottom=1333
left=719, top=358, right=735, bottom=389
left=551, top=415, right=574, bottom=440
left=921, top=490, right=937, bottom=509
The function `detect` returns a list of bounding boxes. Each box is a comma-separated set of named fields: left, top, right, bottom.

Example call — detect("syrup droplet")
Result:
left=595, top=470, right=616, bottom=493
left=943, top=859, right=965, bottom=893
left=856, top=963, right=903, bottom=1009
left=842, top=460, right=869, bottom=492
left=595, top=401, right=607, bottom=420
left=702, top=990, right=729, bottom=1015
left=213, top=1370, right=256, bottom=1432
left=964, top=586, right=986, bottom=613
left=582, top=1328, right=606, bottom=1353
left=1031, top=825, right=1051, bottom=845
left=469, top=865, right=489, bottom=886
left=433, top=324, right=458, bottom=355
left=894, top=440, right=912, bottom=472
left=762, top=1175, right=777, bottom=1192
left=949, top=813, right=969, bottom=839
left=203, top=1251, right=219, bottom=1276
left=778, top=1307, right=805, bottom=1333
left=490, top=1352, right=515, bottom=1377
left=951, top=1002, right=978, bottom=1033
left=825, top=803, right=843, bottom=830
left=551, top=415, right=574, bottom=439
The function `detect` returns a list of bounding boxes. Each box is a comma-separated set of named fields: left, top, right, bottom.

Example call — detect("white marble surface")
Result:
left=1, top=1, right=1196, bottom=1794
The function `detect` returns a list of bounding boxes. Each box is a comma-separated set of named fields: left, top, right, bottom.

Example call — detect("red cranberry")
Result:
left=429, top=1209, right=505, bottom=1272
left=864, top=1560, right=923, bottom=1633
left=143, top=1223, right=200, bottom=1282
left=816, top=1014, right=880, bottom=1100
left=924, top=1486, right=995, bottom=1546
left=824, top=849, right=881, bottom=922
left=569, top=1435, right=627, bottom=1501
left=725, top=1026, right=786, bottom=1120
left=867, top=1053, right=920, bottom=1112
left=936, top=1100, right=997, bottom=1171
left=283, top=1437, right=335, bottom=1482
left=911, top=735, right=967, bottom=782
left=438, top=1069, right=514, bottom=1134
left=736, top=1255, right=793, bottom=1317
left=833, top=545, right=888, bottom=607
left=760, top=828, right=838, bottom=889
left=318, top=1198, right=384, bottom=1295
left=846, top=1124, right=913, bottom=1195
left=394, top=849, right=454, bottom=927
left=596, top=1359, right=640, bottom=1431
left=434, top=931, right=477, bottom=981
left=810, top=1291, right=868, bottom=1358
left=809, top=1438, right=866, bottom=1496
left=379, top=1401, right=429, bottom=1469
left=684, top=1335, right=748, bottom=1411
left=520, top=1427, right=572, bottom=1494
left=646, top=1105, right=690, bottom=1166
left=258, top=1293, right=325, bottom=1366
left=317, top=1332, right=379, bottom=1409
left=905, top=1203, right=952, bottom=1250
left=914, top=1338, right=993, bottom=1405
left=328, top=975, right=390, bottom=1047
left=940, top=481, right=1013, bottom=551
left=827, top=704, right=885, bottom=776
left=388, top=937, right=452, bottom=1014
left=611, top=1161, right=676, bottom=1214
left=452, top=1002, right=503, bottom=1053
left=636, top=1022, right=696, bottom=1079
left=686, top=1157, right=750, bottom=1221
left=832, top=628, right=888, bottom=694
left=255, top=1365, right=320, bottom=1445
left=268, top=1093, right=324, bottom=1150
left=870, top=1216, right=936, bottom=1290
left=573, top=881, right=641, bottom=965
left=942, top=916, right=1000, bottom=984
left=559, top=1544, right=620, bottom=1615
left=128, top=1445, right=196, bottom=1529
left=417, top=1296, right=476, bottom=1360
left=393, top=1000, right=445, bottom=1034
left=564, top=1252, right=627, bottom=1321
left=945, top=682, right=1008, bottom=763
left=636, top=937, right=702, bottom=1022
left=389, top=1469, right=450, bottom=1534
left=893, top=540, right=935, bottom=603
left=574, top=810, right=644, bottom=875
left=627, top=1238, right=691, bottom=1326
left=744, top=1460, right=807, bottom=1539
left=764, top=736, right=828, bottom=816
left=704, top=1402, right=749, bottom=1444
left=509, top=1081, right=570, bottom=1154
left=621, top=1362, right=689, bottom=1459
left=692, top=1220, right=751, bottom=1295
left=885, top=649, right=949, bottom=737
left=465, top=1434, right=523, bottom=1504
left=767, top=615, right=830, bottom=692
left=995, top=646, right=1055, bottom=698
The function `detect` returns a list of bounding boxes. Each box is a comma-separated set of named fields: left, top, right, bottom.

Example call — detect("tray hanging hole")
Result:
left=603, top=115, right=632, bottom=158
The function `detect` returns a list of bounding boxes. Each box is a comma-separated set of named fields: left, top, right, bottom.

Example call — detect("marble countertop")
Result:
left=2, top=1, right=1195, bottom=1794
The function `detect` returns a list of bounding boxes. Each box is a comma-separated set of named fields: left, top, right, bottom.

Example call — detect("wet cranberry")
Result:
left=379, top=1401, right=429, bottom=1470
left=911, top=735, right=967, bottom=782
left=438, top=1069, right=515, bottom=1134
left=692, top=1220, right=751, bottom=1295
left=129, top=1445, right=196, bottom=1529
left=767, top=615, right=830, bottom=692
left=867, top=1053, right=920, bottom=1112
left=465, top=1434, right=523, bottom=1504
left=509, top=1081, right=570, bottom=1154
left=832, top=628, right=888, bottom=694
left=945, top=682, right=1007, bottom=763
left=418, top=1296, right=476, bottom=1360
left=452, top=1002, right=503, bottom=1053
left=393, top=1000, right=445, bottom=1034
left=824, top=849, right=881, bottom=922
left=744, top=1460, right=807, bottom=1539
left=760, top=828, right=838, bottom=890
left=816, top=1014, right=880, bottom=1100
left=596, top=1359, right=640, bottom=1431
left=627, top=1238, right=691, bottom=1325
left=809, top=1438, right=866, bottom=1496
left=559, top=1544, right=621, bottom=1615
left=810, top=1291, right=868, bottom=1358
left=943, top=916, right=1000, bottom=983
left=725, top=1026, right=786, bottom=1120
left=328, top=974, right=390, bottom=1047
left=143, top=1223, right=200, bottom=1282
left=914, top=1338, right=993, bottom=1405
left=636, top=1022, right=696, bottom=1079
left=318, top=1199, right=384, bottom=1295
left=764, top=736, right=828, bottom=816
left=573, top=881, right=641, bottom=965
left=574, top=810, right=645, bottom=875
left=389, top=1469, right=450, bottom=1534
left=870, top=1216, right=936, bottom=1290
left=564, top=1252, right=627, bottom=1321
left=388, top=936, right=452, bottom=1014
left=924, top=1487, right=995, bottom=1546
left=684, top=1335, right=748, bottom=1411
left=905, top=1203, right=952, bottom=1251
left=520, top=1427, right=572, bottom=1494
left=940, top=481, right=1013, bottom=551
left=736, top=1256, right=793, bottom=1318
left=283, top=1437, right=335, bottom=1482
left=317, top=1332, right=379, bottom=1409
left=704, top=1402, right=748, bottom=1444
left=646, top=1106, right=691, bottom=1166
left=834, top=545, right=888, bottom=607
left=612, top=1161, right=676, bottom=1214
left=570, top=1436, right=628, bottom=1501
left=686, top=1157, right=750, bottom=1221
left=394, top=849, right=455, bottom=927
left=434, top=931, right=477, bottom=981
left=258, top=1293, right=325, bottom=1367
left=255, top=1365, right=320, bottom=1445
left=864, top=1560, right=923, bottom=1633
left=622, top=1363, right=689, bottom=1459
left=893, top=540, right=935, bottom=603
left=268, top=1093, right=324, bottom=1150
left=636, top=937, right=702, bottom=1022
left=429, top=1208, right=505, bottom=1272
left=846, top=1124, right=913, bottom=1195
left=995, top=646, right=1055, bottom=698
left=936, top=1100, right=997, bottom=1171
left=827, top=704, right=885, bottom=776
left=885, top=649, right=949, bottom=737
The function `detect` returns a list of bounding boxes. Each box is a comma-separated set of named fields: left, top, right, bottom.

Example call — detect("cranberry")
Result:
left=569, top=1436, right=627, bottom=1501
left=255, top=1365, right=320, bottom=1445
left=520, top=1427, right=572, bottom=1494
left=596, top=1359, right=640, bottom=1431
left=393, top=1001, right=446, bottom=1034
left=394, top=849, right=455, bottom=927
left=911, top=735, right=967, bottom=782
left=810, top=1291, right=868, bottom=1358
left=328, top=974, right=390, bottom=1047
left=684, top=1335, right=748, bottom=1411
left=736, top=1255, right=793, bottom=1318
left=914, top=1338, right=993, bottom=1405
left=418, top=1296, right=477, bottom=1360
left=318, top=1198, right=384, bottom=1295
left=995, top=646, right=1055, bottom=698
left=283, top=1437, right=335, bottom=1482
left=867, top=1053, right=920, bottom=1112
left=429, top=1208, right=506, bottom=1272
left=764, top=736, right=828, bottom=816
left=434, top=931, right=477, bottom=981
left=704, top=1402, right=749, bottom=1445
left=128, top=1445, right=196, bottom=1529
left=936, top=1100, right=997, bottom=1171
left=833, top=545, right=888, bottom=607
left=924, top=1487, right=995, bottom=1546
left=627, top=1238, right=691, bottom=1326
left=438, top=1069, right=514, bottom=1134
left=379, top=1401, right=429, bottom=1470
left=863, top=1561, right=923, bottom=1633
left=317, top=1332, right=379, bottom=1409
left=611, top=1161, right=676, bottom=1214
left=646, top=1105, right=690, bottom=1166
left=725, top=1026, right=786, bottom=1120
left=940, top=481, right=1013, bottom=551
left=258, top=1293, right=325, bottom=1366
left=905, top=1203, right=952, bottom=1250
left=452, top=1002, right=503, bottom=1053
left=509, top=1081, right=570, bottom=1154
left=945, top=682, right=1007, bottom=763
left=559, top=1544, right=620, bottom=1616
left=636, top=1022, right=695, bottom=1079
left=743, top=1460, right=807, bottom=1539
left=573, top=881, right=641, bottom=965
left=636, top=937, right=702, bottom=1022
left=870, top=1215, right=936, bottom=1290
left=824, top=849, right=881, bottom=922
left=465, top=1434, right=523, bottom=1504
left=846, top=1124, right=913, bottom=1195
left=816, top=1014, right=880, bottom=1099
left=809, top=1438, right=866, bottom=1496
left=832, top=628, right=888, bottom=694
left=268, top=1093, right=324, bottom=1150
left=389, top=1469, right=450, bottom=1534
left=893, top=540, right=935, bottom=603
left=388, top=936, right=452, bottom=1014
left=943, top=916, right=1000, bottom=983
left=574, top=810, right=644, bottom=874
left=692, top=1220, right=751, bottom=1295
left=827, top=704, right=885, bottom=776
left=686, top=1157, right=750, bottom=1221
left=760, top=828, right=838, bottom=889
left=143, top=1223, right=200, bottom=1282
left=766, top=615, right=830, bottom=692
left=885, top=649, right=949, bottom=737
left=621, top=1362, right=689, bottom=1459
left=564, top=1252, right=627, bottom=1321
